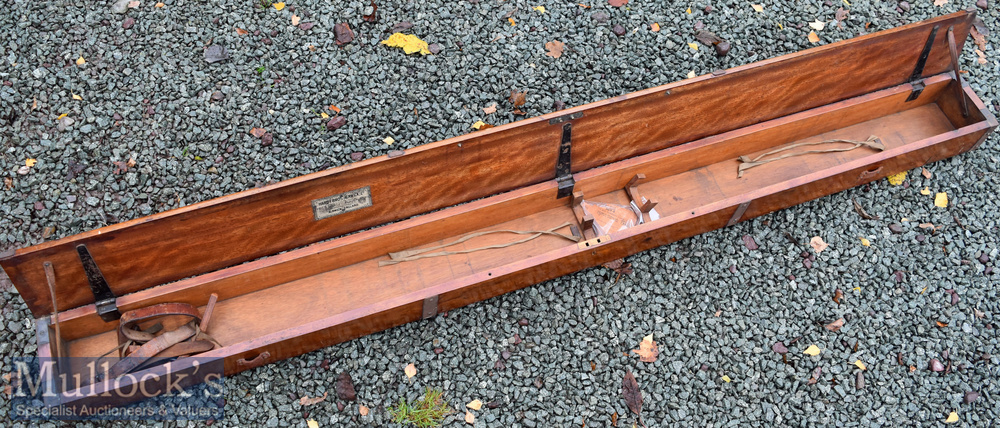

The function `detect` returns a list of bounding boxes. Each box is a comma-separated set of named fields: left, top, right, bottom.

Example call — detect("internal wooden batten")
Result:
left=51, top=72, right=994, bottom=366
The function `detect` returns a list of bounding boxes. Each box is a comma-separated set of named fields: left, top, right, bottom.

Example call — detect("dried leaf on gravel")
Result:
left=471, top=121, right=486, bottom=130
left=334, top=23, right=355, bottom=45
left=887, top=171, right=906, bottom=185
left=803, top=345, right=821, bottom=356
left=632, top=334, right=659, bottom=363
left=250, top=127, right=267, bottom=138
left=854, top=360, right=867, bottom=370
left=335, top=372, right=357, bottom=401
left=405, top=363, right=417, bottom=378
left=383, top=137, right=395, bottom=145
left=835, top=8, right=848, bottom=27
left=860, top=237, right=870, bottom=247
left=651, top=23, right=660, bottom=32
left=25, top=159, right=37, bottom=167
left=687, top=42, right=699, bottom=50
left=934, top=192, right=948, bottom=208
left=921, top=187, right=931, bottom=195
left=155, top=2, right=164, bottom=7
left=76, top=56, right=86, bottom=65
left=307, top=419, right=319, bottom=428
left=945, top=411, right=958, bottom=423
left=852, top=198, right=878, bottom=220
left=622, top=371, right=646, bottom=428
left=934, top=0, right=948, bottom=6
left=808, top=20, right=825, bottom=31
left=825, top=318, right=845, bottom=332
left=545, top=40, right=565, bottom=58
left=273, top=1, right=285, bottom=10
left=533, top=5, right=545, bottom=13
left=694, top=30, right=724, bottom=45
left=467, top=399, right=482, bottom=410
left=809, top=236, right=828, bottom=253
left=300, top=392, right=328, bottom=406
left=686, top=70, right=697, bottom=78
left=291, top=15, right=299, bottom=26
left=833, top=288, right=843, bottom=304
left=381, top=33, right=430, bottom=55
left=921, top=167, right=932, bottom=179
left=363, top=0, right=378, bottom=22
left=808, top=31, right=820, bottom=44
left=465, top=411, right=475, bottom=424
left=751, top=4, right=763, bottom=12
left=72, top=93, right=82, bottom=101
left=608, top=0, right=627, bottom=6
left=483, top=103, right=497, bottom=114
left=359, top=405, right=369, bottom=416
left=509, top=90, right=526, bottom=107
left=236, top=27, right=249, bottom=35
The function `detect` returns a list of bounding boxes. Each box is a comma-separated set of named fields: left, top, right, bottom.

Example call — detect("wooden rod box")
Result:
left=2, top=11, right=995, bottom=402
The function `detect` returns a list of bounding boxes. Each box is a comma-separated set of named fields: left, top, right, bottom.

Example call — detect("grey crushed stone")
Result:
left=0, top=0, right=998, bottom=427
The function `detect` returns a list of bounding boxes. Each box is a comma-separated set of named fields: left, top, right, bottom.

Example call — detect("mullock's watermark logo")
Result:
left=7, top=356, right=224, bottom=420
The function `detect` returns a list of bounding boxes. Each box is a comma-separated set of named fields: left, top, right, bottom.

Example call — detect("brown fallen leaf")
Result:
left=509, top=90, right=526, bottom=107
left=362, top=0, right=378, bottom=23
left=42, top=226, right=55, bottom=239
left=810, top=236, right=828, bottom=253
left=650, top=23, right=660, bottom=32
left=631, top=334, right=659, bottom=363
left=405, top=363, right=417, bottom=378
left=852, top=198, right=879, bottom=220
left=236, top=28, right=249, bottom=35
left=483, top=103, right=497, bottom=114
left=545, top=40, right=565, bottom=58
left=921, top=167, right=932, bottom=179
left=608, top=0, right=627, bottom=6
left=300, top=392, right=328, bottom=406
left=250, top=127, right=267, bottom=138
left=359, top=405, right=369, bottom=416
left=835, top=7, right=848, bottom=28
left=622, top=371, right=646, bottom=428
left=334, top=23, right=355, bottom=45
left=825, top=318, right=845, bottom=332
left=465, top=411, right=475, bottom=424
left=833, top=288, right=843, bottom=305
left=611, top=411, right=618, bottom=426
left=3, top=177, right=12, bottom=190
left=694, top=29, right=725, bottom=46
left=335, top=372, right=357, bottom=401
left=808, top=31, right=820, bottom=44
left=936, top=321, right=948, bottom=328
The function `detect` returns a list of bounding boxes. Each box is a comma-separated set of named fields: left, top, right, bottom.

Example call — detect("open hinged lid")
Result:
left=0, top=10, right=979, bottom=319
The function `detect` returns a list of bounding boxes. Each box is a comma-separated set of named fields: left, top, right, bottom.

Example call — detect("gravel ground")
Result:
left=1, top=0, right=998, bottom=426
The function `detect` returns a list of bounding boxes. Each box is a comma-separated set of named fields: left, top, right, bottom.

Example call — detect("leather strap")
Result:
left=116, top=302, right=202, bottom=353
left=109, top=322, right=197, bottom=378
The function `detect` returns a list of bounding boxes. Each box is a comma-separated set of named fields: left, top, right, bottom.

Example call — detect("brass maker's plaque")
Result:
left=312, top=187, right=372, bottom=220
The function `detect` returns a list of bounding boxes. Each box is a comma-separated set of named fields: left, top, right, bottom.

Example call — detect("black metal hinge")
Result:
left=76, top=244, right=121, bottom=322
left=555, top=122, right=574, bottom=198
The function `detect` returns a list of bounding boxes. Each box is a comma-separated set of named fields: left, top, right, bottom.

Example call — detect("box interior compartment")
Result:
left=45, top=72, right=993, bottom=381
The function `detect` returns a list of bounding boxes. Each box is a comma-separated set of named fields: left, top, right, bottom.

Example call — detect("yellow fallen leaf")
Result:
left=921, top=187, right=931, bottom=195
left=803, top=345, right=821, bottom=356
left=57, top=113, right=68, bottom=120
left=920, top=286, right=927, bottom=294
left=855, top=360, right=867, bottom=371
left=467, top=399, right=483, bottom=410
left=155, top=2, right=164, bottom=7
left=934, top=192, right=948, bottom=208
left=860, top=237, right=870, bottom=247
left=533, top=5, right=545, bottom=13
left=25, top=159, right=37, bottom=167
left=686, top=70, right=697, bottom=79
left=383, top=137, right=395, bottom=145
left=721, top=375, right=731, bottom=382
left=651, top=23, right=659, bottom=32
left=751, top=4, right=764, bottom=12
left=320, top=112, right=329, bottom=119
left=842, top=0, right=850, bottom=4
left=273, top=1, right=285, bottom=10
left=381, top=33, right=432, bottom=55
left=688, top=42, right=699, bottom=50
left=307, top=419, right=319, bottom=428
left=686, top=7, right=692, bottom=13
left=808, top=31, right=820, bottom=44
left=292, top=15, right=300, bottom=26
left=72, top=93, right=82, bottom=101
left=471, top=120, right=485, bottom=130
left=887, top=171, right=906, bottom=185
left=508, top=17, right=516, bottom=26
left=465, top=411, right=475, bottom=424
left=76, top=56, right=86, bottom=65
left=359, top=405, right=369, bottom=416
left=404, top=363, right=416, bottom=378
left=945, top=412, right=958, bottom=423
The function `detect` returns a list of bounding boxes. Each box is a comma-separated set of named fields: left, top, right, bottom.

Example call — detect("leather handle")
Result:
left=237, top=351, right=271, bottom=370
left=857, top=166, right=883, bottom=184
